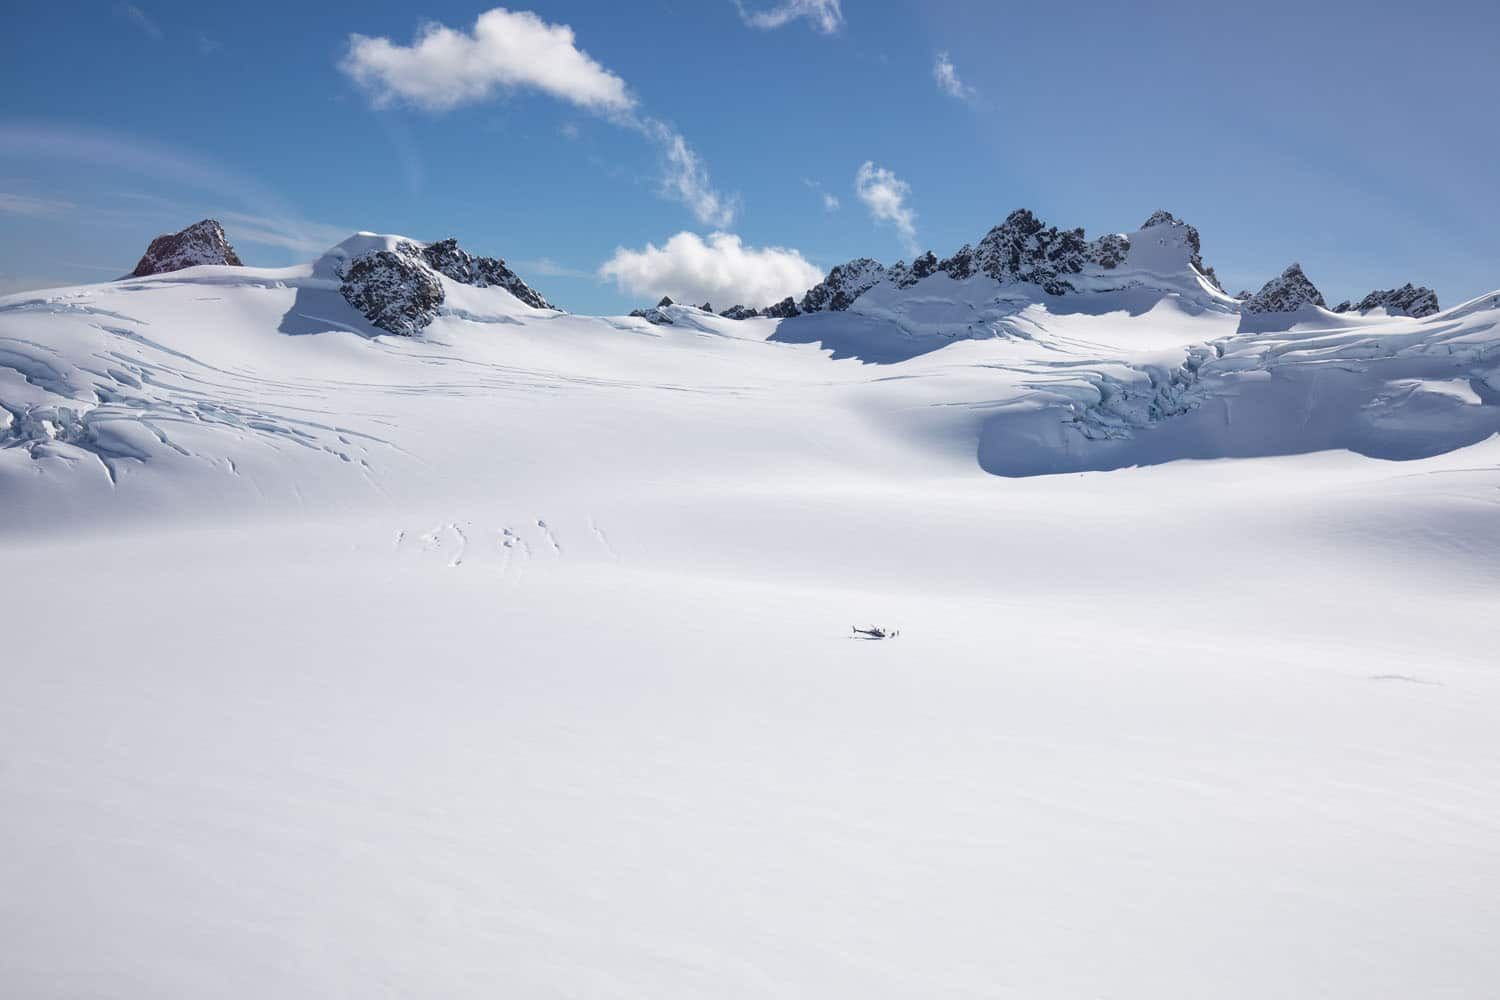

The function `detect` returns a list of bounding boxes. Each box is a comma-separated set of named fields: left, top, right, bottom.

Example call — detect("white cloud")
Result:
left=822, top=192, right=840, bottom=212
left=854, top=161, right=918, bottom=253
left=0, top=193, right=76, bottom=217
left=340, top=8, right=634, bottom=114
left=933, top=52, right=975, bottom=101
left=599, top=232, right=823, bottom=309
left=736, top=0, right=844, bottom=34
left=339, top=8, right=734, bottom=227
left=115, top=3, right=163, bottom=40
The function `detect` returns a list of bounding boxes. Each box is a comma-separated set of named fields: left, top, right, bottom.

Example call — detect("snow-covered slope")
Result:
left=4, top=232, right=1500, bottom=999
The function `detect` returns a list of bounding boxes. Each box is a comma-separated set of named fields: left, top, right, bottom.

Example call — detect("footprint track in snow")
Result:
left=395, top=515, right=616, bottom=574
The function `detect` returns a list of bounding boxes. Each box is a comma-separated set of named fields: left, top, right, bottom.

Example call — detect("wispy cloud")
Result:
left=600, top=232, right=822, bottom=309
left=115, top=3, right=163, bottom=40
left=515, top=257, right=593, bottom=280
left=196, top=33, right=221, bottom=55
left=802, top=177, right=839, bottom=213
left=338, top=7, right=735, bottom=228
left=735, top=0, right=844, bottom=34
left=855, top=161, right=918, bottom=254
left=933, top=52, right=975, bottom=101
left=0, top=124, right=350, bottom=259
left=215, top=212, right=354, bottom=256
left=0, top=192, right=76, bottom=216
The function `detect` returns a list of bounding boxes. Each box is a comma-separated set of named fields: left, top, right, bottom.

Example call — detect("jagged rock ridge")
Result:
left=339, top=238, right=554, bottom=336
left=419, top=238, right=555, bottom=310
left=800, top=258, right=888, bottom=313
left=129, top=219, right=243, bottom=278
left=1243, top=264, right=1327, bottom=314
left=726, top=207, right=1223, bottom=320
left=1334, top=284, right=1439, bottom=318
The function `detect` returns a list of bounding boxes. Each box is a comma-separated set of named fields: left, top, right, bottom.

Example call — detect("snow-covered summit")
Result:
left=129, top=219, right=243, bottom=277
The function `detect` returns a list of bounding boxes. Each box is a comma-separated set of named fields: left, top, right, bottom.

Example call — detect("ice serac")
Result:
left=799, top=258, right=888, bottom=313
left=1334, top=284, right=1440, bottom=318
left=334, top=234, right=555, bottom=336
left=128, top=219, right=243, bottom=277
left=1243, top=263, right=1327, bottom=314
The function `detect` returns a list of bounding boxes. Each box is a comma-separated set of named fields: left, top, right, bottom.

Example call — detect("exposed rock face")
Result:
left=800, top=258, right=888, bottom=313
left=129, top=219, right=243, bottom=277
left=337, top=237, right=554, bottom=336
left=974, top=209, right=1091, bottom=295
left=898, top=251, right=940, bottom=288
left=628, top=296, right=679, bottom=325
left=1138, top=210, right=1220, bottom=289
left=1333, top=283, right=1440, bottom=318
left=1243, top=263, right=1327, bottom=314
left=762, top=296, right=802, bottom=319
left=419, top=237, right=555, bottom=310
left=719, top=305, right=760, bottom=320
left=340, top=244, right=444, bottom=337
left=938, top=244, right=976, bottom=280
left=1087, top=232, right=1131, bottom=270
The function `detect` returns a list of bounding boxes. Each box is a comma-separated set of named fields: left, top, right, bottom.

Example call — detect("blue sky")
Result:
left=2, top=0, right=1496, bottom=313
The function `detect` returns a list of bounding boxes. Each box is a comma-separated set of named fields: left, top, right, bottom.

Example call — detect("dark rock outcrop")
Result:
left=897, top=251, right=940, bottom=288
left=719, top=305, right=760, bottom=320
left=1242, top=263, right=1327, bottom=314
left=973, top=209, right=1091, bottom=295
left=340, top=244, right=444, bottom=337
left=338, top=237, right=554, bottom=335
left=628, top=296, right=679, bottom=325
left=129, top=219, right=242, bottom=277
left=762, top=296, right=801, bottom=319
left=419, top=237, right=555, bottom=310
left=1333, top=284, right=1439, bottom=318
left=800, top=258, right=887, bottom=313
left=938, top=244, right=976, bottom=280
left=1087, top=232, right=1131, bottom=270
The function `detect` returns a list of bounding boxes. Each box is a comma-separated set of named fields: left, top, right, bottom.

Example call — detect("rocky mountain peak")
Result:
left=1242, top=263, right=1327, bottom=314
left=129, top=219, right=243, bottom=278
left=973, top=209, right=1090, bottom=295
